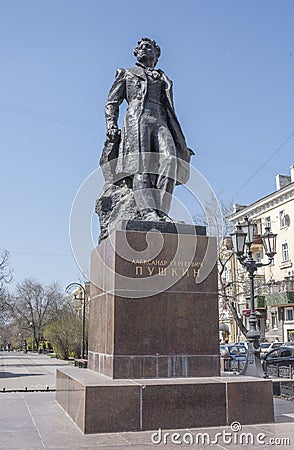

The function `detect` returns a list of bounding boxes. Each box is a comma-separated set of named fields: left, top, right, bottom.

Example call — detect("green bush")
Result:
left=44, top=308, right=85, bottom=360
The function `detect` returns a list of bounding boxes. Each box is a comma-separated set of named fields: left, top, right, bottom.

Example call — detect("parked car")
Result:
left=269, top=341, right=284, bottom=350
left=260, top=342, right=271, bottom=358
left=262, top=346, right=294, bottom=371
left=220, top=343, right=247, bottom=362
left=220, top=343, right=247, bottom=373
left=260, top=341, right=284, bottom=359
left=282, top=342, right=294, bottom=347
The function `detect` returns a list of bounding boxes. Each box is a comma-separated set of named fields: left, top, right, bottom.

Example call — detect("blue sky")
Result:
left=1, top=1, right=294, bottom=289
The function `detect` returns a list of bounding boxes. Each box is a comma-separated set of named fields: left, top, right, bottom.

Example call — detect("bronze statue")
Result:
left=97, top=38, right=194, bottom=239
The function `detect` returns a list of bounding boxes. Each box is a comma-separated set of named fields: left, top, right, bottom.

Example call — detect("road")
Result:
left=0, top=351, right=70, bottom=390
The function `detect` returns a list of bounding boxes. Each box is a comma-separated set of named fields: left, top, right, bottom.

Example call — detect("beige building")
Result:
left=229, top=165, right=294, bottom=343
left=71, top=282, right=90, bottom=319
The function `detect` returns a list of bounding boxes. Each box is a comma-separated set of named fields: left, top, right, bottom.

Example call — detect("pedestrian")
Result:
left=23, top=340, right=27, bottom=354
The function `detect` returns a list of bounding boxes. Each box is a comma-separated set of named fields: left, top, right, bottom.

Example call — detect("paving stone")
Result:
left=1, top=351, right=294, bottom=449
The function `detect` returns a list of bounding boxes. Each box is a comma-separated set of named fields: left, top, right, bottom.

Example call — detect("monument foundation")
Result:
left=56, top=222, right=274, bottom=433
left=88, top=222, right=219, bottom=378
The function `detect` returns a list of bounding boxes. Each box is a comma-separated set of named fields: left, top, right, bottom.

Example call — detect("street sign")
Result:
left=242, top=309, right=251, bottom=317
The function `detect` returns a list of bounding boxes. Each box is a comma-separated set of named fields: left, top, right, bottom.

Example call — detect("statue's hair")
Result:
left=134, top=37, right=161, bottom=65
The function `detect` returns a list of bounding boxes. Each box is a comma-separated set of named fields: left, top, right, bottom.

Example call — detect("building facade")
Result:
left=228, top=166, right=294, bottom=343
left=71, top=282, right=90, bottom=319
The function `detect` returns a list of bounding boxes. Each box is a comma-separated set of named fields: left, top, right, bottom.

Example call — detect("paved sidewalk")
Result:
left=1, top=352, right=294, bottom=449
left=0, top=351, right=70, bottom=390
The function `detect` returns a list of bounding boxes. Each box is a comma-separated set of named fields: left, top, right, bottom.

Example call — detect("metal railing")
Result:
left=222, top=357, right=294, bottom=379
left=222, top=358, right=246, bottom=373
left=264, top=364, right=294, bottom=379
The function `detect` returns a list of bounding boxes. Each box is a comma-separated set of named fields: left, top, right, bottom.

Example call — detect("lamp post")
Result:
left=66, top=283, right=87, bottom=359
left=231, top=218, right=277, bottom=377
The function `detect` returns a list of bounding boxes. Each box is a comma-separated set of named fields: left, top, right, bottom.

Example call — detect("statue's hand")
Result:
left=107, top=126, right=119, bottom=142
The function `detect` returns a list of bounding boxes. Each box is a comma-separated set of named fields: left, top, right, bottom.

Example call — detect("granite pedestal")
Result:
left=56, top=368, right=274, bottom=433
left=88, top=223, right=219, bottom=378
left=56, top=222, right=274, bottom=433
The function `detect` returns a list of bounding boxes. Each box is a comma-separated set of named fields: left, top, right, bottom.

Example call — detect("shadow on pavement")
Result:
left=276, top=414, right=294, bottom=423
left=3, top=363, right=70, bottom=367
left=0, top=372, right=43, bottom=378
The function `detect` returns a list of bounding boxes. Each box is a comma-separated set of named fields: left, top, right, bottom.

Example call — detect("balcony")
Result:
left=265, top=291, right=294, bottom=307
left=255, top=295, right=266, bottom=309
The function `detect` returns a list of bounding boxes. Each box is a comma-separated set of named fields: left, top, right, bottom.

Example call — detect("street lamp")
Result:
left=231, top=218, right=277, bottom=377
left=65, top=283, right=87, bottom=360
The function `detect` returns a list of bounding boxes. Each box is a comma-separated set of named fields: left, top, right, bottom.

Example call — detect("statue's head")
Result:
left=134, top=37, right=161, bottom=67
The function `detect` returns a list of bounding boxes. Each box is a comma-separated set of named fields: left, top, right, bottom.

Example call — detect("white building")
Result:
left=229, top=165, right=294, bottom=343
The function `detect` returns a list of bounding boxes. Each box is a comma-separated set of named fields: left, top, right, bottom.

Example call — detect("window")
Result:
left=265, top=216, right=271, bottom=229
left=223, top=266, right=230, bottom=282
left=282, top=243, right=290, bottom=262
left=287, top=330, right=294, bottom=342
left=255, top=251, right=262, bottom=263
left=285, top=307, right=294, bottom=322
left=268, top=349, right=280, bottom=359
left=271, top=312, right=278, bottom=329
left=279, top=210, right=287, bottom=228
left=281, top=349, right=292, bottom=358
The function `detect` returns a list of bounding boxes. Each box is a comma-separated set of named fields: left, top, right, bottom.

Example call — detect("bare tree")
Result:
left=0, top=249, right=13, bottom=285
left=6, top=278, right=64, bottom=349
left=218, top=239, right=248, bottom=337
left=0, top=249, right=13, bottom=327
left=194, top=194, right=248, bottom=339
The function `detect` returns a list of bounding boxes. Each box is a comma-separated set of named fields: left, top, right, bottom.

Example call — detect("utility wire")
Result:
left=0, top=102, right=100, bottom=132
left=233, top=129, right=294, bottom=198
left=9, top=250, right=71, bottom=257
left=2, top=103, right=293, bottom=200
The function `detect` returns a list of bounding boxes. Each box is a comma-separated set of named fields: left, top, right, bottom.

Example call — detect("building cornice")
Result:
left=230, top=182, right=294, bottom=223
